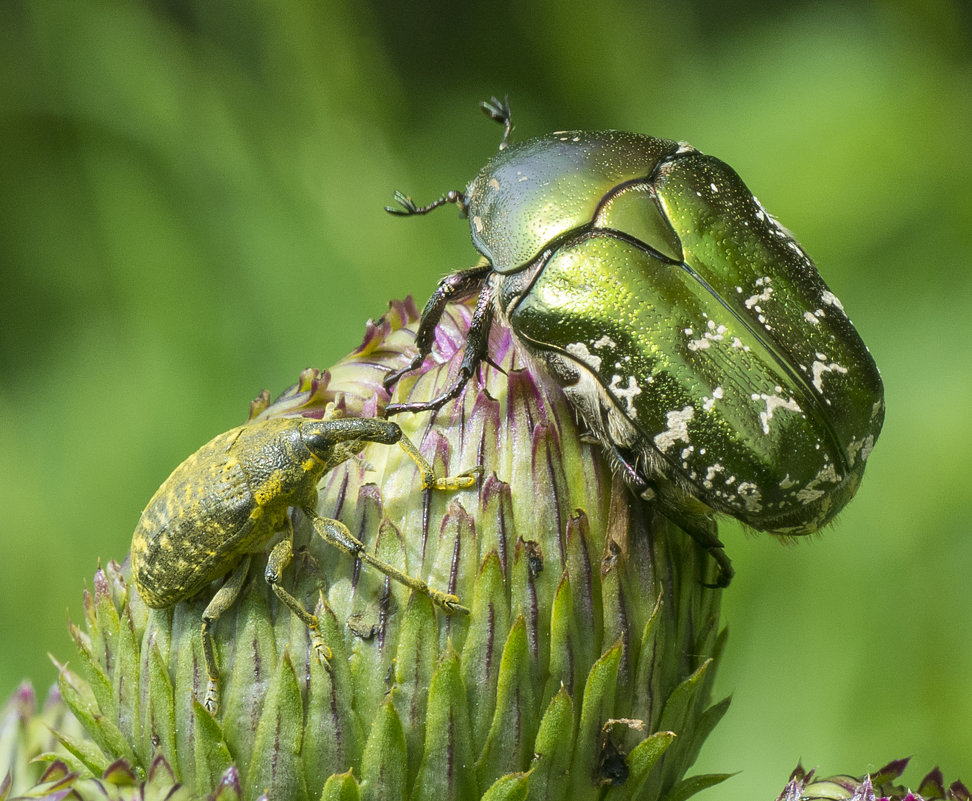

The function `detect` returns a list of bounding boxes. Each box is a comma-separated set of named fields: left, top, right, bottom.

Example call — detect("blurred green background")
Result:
left=1, top=0, right=969, bottom=797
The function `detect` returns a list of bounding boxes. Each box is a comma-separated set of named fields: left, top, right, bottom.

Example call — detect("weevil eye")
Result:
left=297, top=421, right=336, bottom=461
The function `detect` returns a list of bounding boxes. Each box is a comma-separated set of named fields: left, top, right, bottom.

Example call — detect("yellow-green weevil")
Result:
left=130, top=414, right=478, bottom=713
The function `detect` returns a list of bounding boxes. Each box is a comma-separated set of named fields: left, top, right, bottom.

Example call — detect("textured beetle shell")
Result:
left=131, top=418, right=322, bottom=608
left=469, top=130, right=884, bottom=536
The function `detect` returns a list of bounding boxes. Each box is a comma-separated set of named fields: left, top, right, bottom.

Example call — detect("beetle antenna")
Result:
left=385, top=189, right=468, bottom=217
left=481, top=95, right=513, bottom=150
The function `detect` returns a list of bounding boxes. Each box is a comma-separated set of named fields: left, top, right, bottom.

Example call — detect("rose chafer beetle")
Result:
left=131, top=414, right=478, bottom=713
left=383, top=97, right=884, bottom=586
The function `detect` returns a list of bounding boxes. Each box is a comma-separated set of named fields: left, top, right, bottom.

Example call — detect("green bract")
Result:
left=385, top=98, right=885, bottom=584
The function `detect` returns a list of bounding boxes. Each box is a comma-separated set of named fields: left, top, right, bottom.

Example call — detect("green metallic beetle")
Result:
left=383, top=98, right=884, bottom=586
left=131, top=414, right=477, bottom=713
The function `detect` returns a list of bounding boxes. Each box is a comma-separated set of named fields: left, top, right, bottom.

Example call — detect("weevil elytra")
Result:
left=130, top=414, right=478, bottom=713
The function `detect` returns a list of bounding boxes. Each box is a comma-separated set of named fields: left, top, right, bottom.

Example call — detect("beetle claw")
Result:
left=436, top=593, right=470, bottom=616
left=701, top=547, right=735, bottom=589
left=430, top=465, right=483, bottom=491
left=312, top=638, right=334, bottom=672
left=383, top=357, right=425, bottom=391
left=203, top=680, right=219, bottom=715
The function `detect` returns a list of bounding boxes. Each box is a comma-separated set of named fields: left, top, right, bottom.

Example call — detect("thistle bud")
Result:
left=42, top=298, right=727, bottom=800
left=778, top=760, right=970, bottom=801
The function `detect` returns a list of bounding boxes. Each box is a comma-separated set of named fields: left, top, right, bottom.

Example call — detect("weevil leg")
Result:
left=310, top=417, right=481, bottom=488
left=385, top=279, right=495, bottom=416
left=306, top=510, right=470, bottom=615
left=265, top=526, right=334, bottom=670
left=383, top=263, right=493, bottom=393
left=201, top=554, right=252, bottom=714
left=395, top=432, right=483, bottom=491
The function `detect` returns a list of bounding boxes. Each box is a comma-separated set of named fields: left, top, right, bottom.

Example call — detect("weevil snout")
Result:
left=299, top=418, right=402, bottom=460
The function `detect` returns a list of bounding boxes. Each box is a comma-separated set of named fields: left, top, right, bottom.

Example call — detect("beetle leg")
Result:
left=655, top=505, right=735, bottom=589
left=395, top=432, right=482, bottom=490
left=385, top=279, right=495, bottom=416
left=306, top=510, right=470, bottom=615
left=600, top=441, right=734, bottom=588
left=383, top=263, right=492, bottom=393
left=265, top=531, right=334, bottom=670
left=200, top=555, right=252, bottom=714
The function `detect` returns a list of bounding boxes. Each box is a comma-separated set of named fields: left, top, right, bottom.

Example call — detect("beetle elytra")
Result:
left=383, top=98, right=884, bottom=586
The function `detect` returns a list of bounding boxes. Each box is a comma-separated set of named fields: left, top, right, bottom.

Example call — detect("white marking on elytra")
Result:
left=609, top=374, right=642, bottom=416
left=847, top=433, right=877, bottom=468
left=703, top=462, right=725, bottom=489
left=736, top=482, right=762, bottom=512
left=593, top=334, right=616, bottom=349
left=654, top=406, right=694, bottom=453
left=803, top=311, right=820, bottom=325
left=566, top=342, right=602, bottom=372
left=488, top=178, right=500, bottom=190
left=796, top=462, right=841, bottom=505
left=687, top=319, right=728, bottom=352
left=472, top=216, right=484, bottom=233
left=744, top=279, right=774, bottom=309
left=811, top=353, right=848, bottom=393
left=702, top=385, right=724, bottom=412
left=710, top=182, right=719, bottom=193
left=820, top=290, right=845, bottom=311
left=753, top=393, right=803, bottom=434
